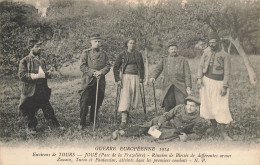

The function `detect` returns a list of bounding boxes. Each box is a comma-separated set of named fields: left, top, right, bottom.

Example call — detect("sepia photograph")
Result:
left=0, top=0, right=259, bottom=164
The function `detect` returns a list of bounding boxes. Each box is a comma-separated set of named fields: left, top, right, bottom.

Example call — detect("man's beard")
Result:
left=93, top=47, right=100, bottom=52
left=210, top=45, right=219, bottom=51
left=169, top=52, right=177, bottom=57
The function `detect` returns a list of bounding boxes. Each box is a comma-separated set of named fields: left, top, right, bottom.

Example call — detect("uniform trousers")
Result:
left=163, top=85, right=186, bottom=112
left=79, top=81, right=105, bottom=126
left=19, top=87, right=60, bottom=129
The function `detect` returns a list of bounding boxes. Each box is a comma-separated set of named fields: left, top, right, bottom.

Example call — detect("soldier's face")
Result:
left=31, top=44, right=42, bottom=55
left=209, top=39, right=219, bottom=51
left=186, top=101, right=198, bottom=114
left=91, top=39, right=101, bottom=49
left=168, top=46, right=178, bottom=56
left=127, top=40, right=136, bottom=50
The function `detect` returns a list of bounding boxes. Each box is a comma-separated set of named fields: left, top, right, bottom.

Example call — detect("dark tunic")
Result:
left=18, top=52, right=59, bottom=128
left=113, top=50, right=144, bottom=82
left=124, top=52, right=139, bottom=75
left=151, top=55, right=192, bottom=109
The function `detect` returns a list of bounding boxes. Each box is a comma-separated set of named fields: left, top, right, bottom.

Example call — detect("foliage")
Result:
left=0, top=1, right=52, bottom=75
left=186, top=0, right=260, bottom=53
left=0, top=0, right=259, bottom=75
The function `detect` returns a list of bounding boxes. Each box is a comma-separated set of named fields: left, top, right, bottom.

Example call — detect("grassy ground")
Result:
left=0, top=55, right=259, bottom=146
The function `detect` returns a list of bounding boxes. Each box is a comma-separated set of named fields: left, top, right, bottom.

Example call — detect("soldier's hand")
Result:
left=149, top=78, right=155, bottom=83
left=94, top=71, right=102, bottom=79
left=220, top=87, right=227, bottom=96
left=197, top=78, right=202, bottom=89
left=94, top=71, right=102, bottom=77
left=179, top=133, right=187, bottom=142
left=151, top=125, right=159, bottom=130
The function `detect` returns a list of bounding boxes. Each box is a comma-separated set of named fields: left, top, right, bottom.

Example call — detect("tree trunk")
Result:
left=144, top=47, right=149, bottom=85
left=229, top=37, right=257, bottom=84
left=228, top=41, right=232, bottom=55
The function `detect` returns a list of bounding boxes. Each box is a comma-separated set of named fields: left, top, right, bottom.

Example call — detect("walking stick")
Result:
left=93, top=78, right=99, bottom=131
left=152, top=82, right=157, bottom=114
left=139, top=83, right=147, bottom=119
left=114, top=83, right=121, bottom=125
left=142, top=83, right=147, bottom=115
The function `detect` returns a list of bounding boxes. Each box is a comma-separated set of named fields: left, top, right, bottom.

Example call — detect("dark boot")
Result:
left=26, top=115, right=37, bottom=135
left=219, top=124, right=232, bottom=141
left=79, top=106, right=89, bottom=129
left=49, top=116, right=60, bottom=127
left=206, top=119, right=218, bottom=136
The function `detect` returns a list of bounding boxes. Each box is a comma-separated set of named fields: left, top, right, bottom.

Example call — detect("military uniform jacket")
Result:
left=79, top=48, right=111, bottom=93
left=150, top=55, right=192, bottom=106
left=113, top=50, right=144, bottom=82
left=157, top=104, right=205, bottom=140
left=18, top=52, right=51, bottom=107
left=197, top=47, right=231, bottom=87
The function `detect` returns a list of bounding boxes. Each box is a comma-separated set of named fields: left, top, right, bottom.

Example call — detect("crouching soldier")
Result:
left=78, top=34, right=111, bottom=129
left=112, top=96, right=206, bottom=142
left=18, top=39, right=63, bottom=135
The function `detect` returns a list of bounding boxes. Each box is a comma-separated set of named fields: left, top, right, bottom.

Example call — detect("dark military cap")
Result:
left=28, top=39, right=43, bottom=48
left=167, top=41, right=178, bottom=48
left=185, top=96, right=200, bottom=105
left=90, top=33, right=101, bottom=40
left=208, top=31, right=220, bottom=40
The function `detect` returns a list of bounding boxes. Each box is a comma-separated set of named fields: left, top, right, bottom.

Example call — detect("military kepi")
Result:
left=28, top=39, right=42, bottom=48
left=90, top=33, right=101, bottom=40
left=167, top=41, right=178, bottom=48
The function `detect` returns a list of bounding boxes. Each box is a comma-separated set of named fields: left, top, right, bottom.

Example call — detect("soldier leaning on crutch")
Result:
left=113, top=38, right=145, bottom=129
left=78, top=34, right=111, bottom=130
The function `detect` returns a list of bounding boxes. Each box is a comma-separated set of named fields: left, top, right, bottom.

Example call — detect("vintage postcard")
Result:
left=0, top=0, right=259, bottom=164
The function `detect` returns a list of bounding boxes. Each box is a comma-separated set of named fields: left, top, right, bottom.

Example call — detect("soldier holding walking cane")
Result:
left=78, top=34, right=111, bottom=130
left=113, top=38, right=145, bottom=129
left=150, top=41, right=192, bottom=112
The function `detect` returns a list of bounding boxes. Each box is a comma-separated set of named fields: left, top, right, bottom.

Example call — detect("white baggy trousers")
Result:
left=118, top=74, right=140, bottom=112
left=200, top=76, right=233, bottom=124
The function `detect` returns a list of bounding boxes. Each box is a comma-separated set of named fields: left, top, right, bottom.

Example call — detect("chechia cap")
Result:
left=208, top=31, right=220, bottom=41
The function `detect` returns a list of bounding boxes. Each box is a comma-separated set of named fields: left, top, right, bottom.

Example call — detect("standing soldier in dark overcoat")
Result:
left=150, top=41, right=192, bottom=112
left=78, top=34, right=111, bottom=130
left=18, top=39, right=62, bottom=135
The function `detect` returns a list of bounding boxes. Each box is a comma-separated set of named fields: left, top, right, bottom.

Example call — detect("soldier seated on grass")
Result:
left=112, top=96, right=207, bottom=142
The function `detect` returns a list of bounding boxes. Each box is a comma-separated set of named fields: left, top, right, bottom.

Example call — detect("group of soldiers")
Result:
left=18, top=31, right=232, bottom=141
